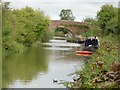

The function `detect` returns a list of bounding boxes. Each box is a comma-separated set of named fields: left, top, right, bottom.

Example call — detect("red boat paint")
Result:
left=76, top=51, right=92, bottom=54
left=76, top=51, right=92, bottom=56
left=76, top=53, right=91, bottom=56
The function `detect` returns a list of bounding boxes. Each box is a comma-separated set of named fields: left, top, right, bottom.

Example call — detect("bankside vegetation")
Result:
left=2, top=2, right=53, bottom=57
left=64, top=4, right=120, bottom=88
left=82, top=4, right=118, bottom=37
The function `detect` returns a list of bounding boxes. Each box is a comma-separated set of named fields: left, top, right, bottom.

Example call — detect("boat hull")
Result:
left=76, top=51, right=92, bottom=57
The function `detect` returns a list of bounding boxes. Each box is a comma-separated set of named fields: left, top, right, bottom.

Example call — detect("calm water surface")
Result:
left=3, top=37, right=87, bottom=88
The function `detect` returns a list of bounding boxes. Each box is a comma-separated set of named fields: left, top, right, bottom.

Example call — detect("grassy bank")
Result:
left=64, top=35, right=120, bottom=88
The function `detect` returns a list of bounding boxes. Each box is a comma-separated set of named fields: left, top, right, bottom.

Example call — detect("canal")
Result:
left=2, top=36, right=87, bottom=88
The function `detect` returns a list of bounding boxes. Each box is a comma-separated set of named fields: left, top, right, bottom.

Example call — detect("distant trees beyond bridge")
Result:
left=49, top=20, right=91, bottom=36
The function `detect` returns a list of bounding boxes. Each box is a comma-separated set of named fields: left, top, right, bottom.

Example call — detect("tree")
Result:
left=97, top=4, right=118, bottom=35
left=83, top=17, right=99, bottom=29
left=2, top=2, right=10, bottom=11
left=59, top=9, right=75, bottom=21
left=2, top=4, right=52, bottom=56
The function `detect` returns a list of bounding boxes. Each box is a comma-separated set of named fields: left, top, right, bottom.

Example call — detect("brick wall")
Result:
left=49, top=20, right=90, bottom=35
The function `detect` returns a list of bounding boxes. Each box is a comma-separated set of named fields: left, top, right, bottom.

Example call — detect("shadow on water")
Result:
left=2, top=46, right=48, bottom=88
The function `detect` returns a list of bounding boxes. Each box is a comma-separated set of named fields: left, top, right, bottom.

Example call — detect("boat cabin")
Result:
left=83, top=37, right=99, bottom=51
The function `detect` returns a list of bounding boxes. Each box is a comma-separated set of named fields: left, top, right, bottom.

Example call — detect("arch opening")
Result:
left=55, top=27, right=75, bottom=36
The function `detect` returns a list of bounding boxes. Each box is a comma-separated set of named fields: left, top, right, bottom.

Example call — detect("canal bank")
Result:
left=63, top=36, right=120, bottom=88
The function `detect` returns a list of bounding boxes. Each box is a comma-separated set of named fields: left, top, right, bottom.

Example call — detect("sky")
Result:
left=2, top=0, right=119, bottom=21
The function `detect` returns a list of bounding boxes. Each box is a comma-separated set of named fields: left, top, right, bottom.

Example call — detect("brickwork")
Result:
left=49, top=20, right=90, bottom=35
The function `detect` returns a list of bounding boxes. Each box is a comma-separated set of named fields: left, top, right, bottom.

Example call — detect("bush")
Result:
left=2, top=3, right=53, bottom=57
left=66, top=37, right=75, bottom=43
left=54, top=31, right=65, bottom=37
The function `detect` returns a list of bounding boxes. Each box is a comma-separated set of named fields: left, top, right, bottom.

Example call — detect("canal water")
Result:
left=2, top=37, right=87, bottom=88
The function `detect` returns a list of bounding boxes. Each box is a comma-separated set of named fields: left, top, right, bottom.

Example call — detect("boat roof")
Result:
left=87, top=36, right=98, bottom=39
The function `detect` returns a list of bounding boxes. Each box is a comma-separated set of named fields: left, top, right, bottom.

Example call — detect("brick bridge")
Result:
left=49, top=20, right=91, bottom=37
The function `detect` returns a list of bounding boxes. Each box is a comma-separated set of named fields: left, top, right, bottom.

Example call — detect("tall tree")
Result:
left=2, top=4, right=51, bottom=56
left=59, top=9, right=75, bottom=21
left=97, top=4, right=118, bottom=35
left=83, top=17, right=99, bottom=29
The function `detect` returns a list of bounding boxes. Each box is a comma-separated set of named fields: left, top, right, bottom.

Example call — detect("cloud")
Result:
left=3, top=0, right=120, bottom=2
left=4, top=1, right=118, bottom=21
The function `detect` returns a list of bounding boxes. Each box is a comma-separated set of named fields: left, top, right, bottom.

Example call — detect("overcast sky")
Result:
left=3, top=0, right=119, bottom=21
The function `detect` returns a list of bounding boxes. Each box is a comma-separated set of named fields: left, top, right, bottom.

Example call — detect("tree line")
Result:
left=83, top=4, right=119, bottom=36
left=59, top=4, right=119, bottom=36
left=2, top=2, right=53, bottom=56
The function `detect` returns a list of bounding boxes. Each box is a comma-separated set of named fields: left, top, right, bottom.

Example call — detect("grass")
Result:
left=63, top=35, right=120, bottom=88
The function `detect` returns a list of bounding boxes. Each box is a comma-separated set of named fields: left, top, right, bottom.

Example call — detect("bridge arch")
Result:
left=55, top=26, right=75, bottom=38
left=49, top=20, right=91, bottom=36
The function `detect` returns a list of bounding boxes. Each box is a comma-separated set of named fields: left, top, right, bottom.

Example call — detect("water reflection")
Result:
left=2, top=37, right=86, bottom=88
left=2, top=46, right=48, bottom=88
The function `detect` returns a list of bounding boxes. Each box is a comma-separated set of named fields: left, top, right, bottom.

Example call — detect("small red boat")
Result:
left=76, top=51, right=92, bottom=56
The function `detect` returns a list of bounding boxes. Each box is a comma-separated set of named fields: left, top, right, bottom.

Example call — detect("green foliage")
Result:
left=2, top=3, right=53, bottom=56
left=66, top=37, right=75, bottom=43
left=82, top=17, right=102, bottom=37
left=54, top=31, right=65, bottom=37
left=83, top=17, right=99, bottom=29
left=55, top=28, right=69, bottom=34
left=82, top=29, right=101, bottom=37
left=97, top=4, right=118, bottom=35
left=59, top=9, right=75, bottom=21
left=64, top=36, right=119, bottom=88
